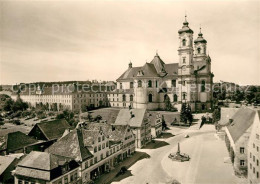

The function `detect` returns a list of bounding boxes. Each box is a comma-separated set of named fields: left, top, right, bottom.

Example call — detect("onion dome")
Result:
left=194, top=27, right=207, bottom=44
left=178, top=15, right=194, bottom=34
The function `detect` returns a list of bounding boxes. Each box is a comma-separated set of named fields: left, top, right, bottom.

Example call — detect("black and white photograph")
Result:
left=0, top=0, right=259, bottom=184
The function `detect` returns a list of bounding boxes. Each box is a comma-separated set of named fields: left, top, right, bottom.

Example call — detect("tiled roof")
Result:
left=164, top=63, right=179, bottom=76
left=15, top=85, right=112, bottom=96
left=117, top=67, right=142, bottom=81
left=29, top=119, right=71, bottom=141
left=147, top=111, right=161, bottom=126
left=150, top=54, right=166, bottom=76
left=0, top=131, right=38, bottom=153
left=114, top=109, right=147, bottom=127
left=83, top=108, right=120, bottom=124
left=84, top=123, right=128, bottom=143
left=0, top=156, right=16, bottom=175
left=218, top=108, right=240, bottom=125
left=15, top=151, right=73, bottom=181
left=227, top=108, right=256, bottom=143
left=117, top=54, right=179, bottom=81
left=46, top=129, right=93, bottom=162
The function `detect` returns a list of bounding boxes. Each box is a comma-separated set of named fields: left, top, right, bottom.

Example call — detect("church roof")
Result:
left=150, top=53, right=167, bottom=76
left=117, top=54, right=179, bottom=81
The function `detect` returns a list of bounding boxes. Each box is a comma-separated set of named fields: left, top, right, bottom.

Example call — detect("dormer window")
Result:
left=182, top=39, right=186, bottom=46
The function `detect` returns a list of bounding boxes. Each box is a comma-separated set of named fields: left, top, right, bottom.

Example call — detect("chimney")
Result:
left=130, top=111, right=135, bottom=118
left=129, top=62, right=132, bottom=69
left=229, top=119, right=233, bottom=124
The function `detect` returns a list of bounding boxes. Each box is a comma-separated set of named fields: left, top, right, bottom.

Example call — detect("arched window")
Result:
left=148, top=80, right=152, bottom=88
left=171, top=80, right=176, bottom=87
left=197, top=48, right=201, bottom=54
left=182, top=39, right=186, bottom=46
left=148, top=94, right=153, bottom=102
left=130, top=95, right=133, bottom=102
left=130, top=82, right=134, bottom=88
left=182, top=93, right=186, bottom=100
left=122, top=94, right=126, bottom=101
left=120, top=83, right=123, bottom=89
left=201, top=80, right=206, bottom=92
left=138, top=80, right=142, bottom=88
left=174, top=94, right=178, bottom=102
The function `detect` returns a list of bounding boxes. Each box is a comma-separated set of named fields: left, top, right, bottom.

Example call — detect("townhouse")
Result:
left=114, top=108, right=151, bottom=148
left=45, top=126, right=135, bottom=184
left=225, top=108, right=256, bottom=176
left=14, top=151, right=81, bottom=184
left=248, top=110, right=260, bottom=184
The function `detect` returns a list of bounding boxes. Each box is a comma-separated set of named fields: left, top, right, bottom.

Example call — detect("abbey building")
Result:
left=108, top=17, right=214, bottom=112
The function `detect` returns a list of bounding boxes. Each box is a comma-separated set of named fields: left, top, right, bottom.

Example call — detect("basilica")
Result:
left=108, top=16, right=214, bottom=112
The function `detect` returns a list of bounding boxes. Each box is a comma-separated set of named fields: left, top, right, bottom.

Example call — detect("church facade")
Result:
left=108, top=17, right=214, bottom=112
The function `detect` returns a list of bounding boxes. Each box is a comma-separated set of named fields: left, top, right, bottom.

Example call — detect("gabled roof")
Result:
left=0, top=131, right=38, bottom=153
left=117, top=67, right=142, bottom=81
left=114, top=109, right=147, bottom=127
left=46, top=129, right=93, bottom=162
left=164, top=63, right=179, bottom=76
left=85, top=108, right=120, bottom=124
left=150, top=54, right=166, bottom=76
left=219, top=108, right=240, bottom=125
left=148, top=111, right=161, bottom=126
left=117, top=54, right=179, bottom=81
left=15, top=151, right=73, bottom=181
left=29, top=119, right=71, bottom=141
left=227, top=108, right=256, bottom=143
left=0, top=156, right=16, bottom=175
left=84, top=123, right=129, bottom=143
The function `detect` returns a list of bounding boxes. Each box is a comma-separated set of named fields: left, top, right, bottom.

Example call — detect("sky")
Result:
left=0, top=0, right=259, bottom=85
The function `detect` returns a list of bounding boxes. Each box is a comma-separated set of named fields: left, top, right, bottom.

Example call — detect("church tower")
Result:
left=177, top=15, right=194, bottom=103
left=193, top=27, right=213, bottom=112
left=193, top=27, right=209, bottom=72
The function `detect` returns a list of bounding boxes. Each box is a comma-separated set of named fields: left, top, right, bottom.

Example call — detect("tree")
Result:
left=161, top=115, right=167, bottom=131
left=212, top=107, right=221, bottom=124
left=164, top=96, right=173, bottom=111
left=180, top=103, right=187, bottom=123
left=180, top=103, right=193, bottom=125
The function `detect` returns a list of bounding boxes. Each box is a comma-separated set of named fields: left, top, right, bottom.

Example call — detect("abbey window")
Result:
left=148, top=94, right=153, bottom=102
left=138, top=80, right=142, bottom=88
left=201, top=80, right=206, bottom=92
left=182, top=39, right=186, bottom=46
left=197, top=48, right=201, bottom=54
left=148, top=80, right=152, bottom=88
left=130, top=82, right=134, bottom=88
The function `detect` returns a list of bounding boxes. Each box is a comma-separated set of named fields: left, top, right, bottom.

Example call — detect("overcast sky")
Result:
left=0, top=0, right=259, bottom=85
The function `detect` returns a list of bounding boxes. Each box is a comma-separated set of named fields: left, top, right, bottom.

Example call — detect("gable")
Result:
left=29, top=119, right=71, bottom=141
